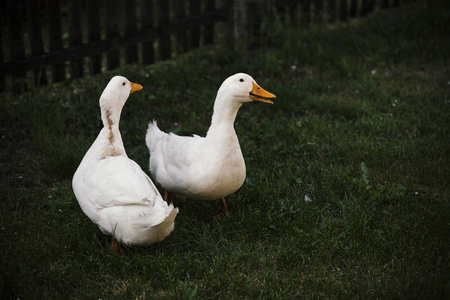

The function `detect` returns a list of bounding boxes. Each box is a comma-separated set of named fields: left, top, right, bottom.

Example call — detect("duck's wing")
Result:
left=147, top=122, right=206, bottom=181
left=83, top=155, right=160, bottom=209
left=162, top=133, right=204, bottom=171
left=146, top=120, right=204, bottom=172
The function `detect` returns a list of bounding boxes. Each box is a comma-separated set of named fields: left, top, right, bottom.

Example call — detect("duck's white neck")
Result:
left=99, top=103, right=126, bottom=156
left=101, top=107, right=121, bottom=143
left=206, top=91, right=242, bottom=137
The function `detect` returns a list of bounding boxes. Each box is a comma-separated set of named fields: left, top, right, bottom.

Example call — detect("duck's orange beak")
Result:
left=249, top=82, right=276, bottom=104
left=130, top=82, right=143, bottom=93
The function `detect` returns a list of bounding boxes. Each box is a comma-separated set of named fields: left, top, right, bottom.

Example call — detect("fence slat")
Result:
left=228, top=0, right=247, bottom=50
left=204, top=0, right=215, bottom=45
left=87, top=0, right=101, bottom=74
left=0, top=9, right=227, bottom=77
left=2, top=0, right=395, bottom=93
left=301, top=0, right=311, bottom=26
left=157, top=0, right=171, bottom=60
left=189, top=0, right=201, bottom=49
left=328, top=0, right=337, bottom=23
left=106, top=0, right=120, bottom=70
left=339, top=0, right=348, bottom=22
left=349, top=0, right=358, bottom=17
left=47, top=0, right=66, bottom=83
left=67, top=0, right=83, bottom=79
left=174, top=0, right=189, bottom=54
left=0, top=10, right=5, bottom=92
left=125, top=0, right=139, bottom=64
left=141, top=0, right=155, bottom=65
left=361, top=0, right=375, bottom=16
left=7, top=0, right=27, bottom=91
left=26, top=0, right=47, bottom=87
left=314, top=0, right=324, bottom=23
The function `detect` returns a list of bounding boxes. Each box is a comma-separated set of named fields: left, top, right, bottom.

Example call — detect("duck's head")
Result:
left=218, top=73, right=276, bottom=104
left=99, top=76, right=143, bottom=110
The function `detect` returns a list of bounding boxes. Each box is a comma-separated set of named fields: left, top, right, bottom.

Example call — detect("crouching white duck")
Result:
left=145, top=73, right=276, bottom=217
left=72, top=76, right=178, bottom=253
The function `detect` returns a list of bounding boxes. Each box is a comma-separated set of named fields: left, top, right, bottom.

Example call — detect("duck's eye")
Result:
left=122, top=82, right=126, bottom=86
left=239, top=79, right=244, bottom=82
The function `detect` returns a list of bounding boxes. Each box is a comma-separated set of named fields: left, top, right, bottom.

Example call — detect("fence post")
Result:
left=301, top=0, right=311, bottom=26
left=6, top=0, right=27, bottom=92
left=328, top=0, right=337, bottom=23
left=125, top=0, right=138, bottom=64
left=173, top=0, right=189, bottom=54
left=339, top=0, right=348, bottom=22
left=87, top=0, right=101, bottom=74
left=189, top=0, right=201, bottom=49
left=142, top=0, right=155, bottom=65
left=361, top=0, right=375, bottom=16
left=228, top=0, right=247, bottom=50
left=26, top=0, right=47, bottom=87
left=204, top=0, right=216, bottom=45
left=47, top=0, right=66, bottom=82
left=349, top=0, right=358, bottom=17
left=67, top=0, right=83, bottom=79
left=314, top=0, right=324, bottom=24
left=157, top=0, right=171, bottom=60
left=0, top=11, right=4, bottom=92
left=106, top=0, right=121, bottom=69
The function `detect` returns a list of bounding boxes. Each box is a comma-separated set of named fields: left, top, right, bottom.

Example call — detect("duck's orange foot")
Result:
left=111, top=237, right=124, bottom=254
left=214, top=197, right=230, bottom=219
left=164, top=190, right=170, bottom=203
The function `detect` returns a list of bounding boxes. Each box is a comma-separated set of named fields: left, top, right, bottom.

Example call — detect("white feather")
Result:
left=73, top=76, right=178, bottom=246
left=145, top=73, right=275, bottom=202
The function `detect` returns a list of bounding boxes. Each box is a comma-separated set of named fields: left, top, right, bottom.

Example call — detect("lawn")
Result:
left=1, top=1, right=449, bottom=299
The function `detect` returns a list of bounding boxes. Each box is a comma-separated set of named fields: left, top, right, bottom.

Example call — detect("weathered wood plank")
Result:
left=141, top=0, right=155, bottom=65
left=157, top=0, right=171, bottom=60
left=0, top=9, right=5, bottom=92
left=328, top=0, right=337, bottom=23
left=7, top=0, right=28, bottom=91
left=125, top=0, right=139, bottom=64
left=47, top=0, right=66, bottom=83
left=67, top=0, right=84, bottom=79
left=227, top=0, right=247, bottom=50
left=361, top=0, right=369, bottom=16
left=173, top=0, right=188, bottom=54
left=301, top=0, right=311, bottom=26
left=314, top=0, right=324, bottom=24
left=339, top=0, right=348, bottom=22
left=0, top=9, right=227, bottom=77
left=174, top=0, right=189, bottom=53
left=26, top=0, right=47, bottom=87
left=106, top=0, right=120, bottom=70
left=190, top=0, right=201, bottom=49
left=87, top=0, right=101, bottom=74
left=204, top=0, right=215, bottom=45
left=349, top=0, right=358, bottom=17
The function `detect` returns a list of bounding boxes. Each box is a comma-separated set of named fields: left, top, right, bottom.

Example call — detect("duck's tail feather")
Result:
left=146, top=120, right=163, bottom=153
left=144, top=203, right=179, bottom=244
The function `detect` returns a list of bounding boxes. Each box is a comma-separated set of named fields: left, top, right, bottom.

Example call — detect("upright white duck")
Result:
left=72, top=76, right=178, bottom=253
left=146, top=73, right=276, bottom=217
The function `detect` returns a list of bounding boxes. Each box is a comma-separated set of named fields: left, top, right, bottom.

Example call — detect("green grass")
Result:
left=1, top=1, right=450, bottom=299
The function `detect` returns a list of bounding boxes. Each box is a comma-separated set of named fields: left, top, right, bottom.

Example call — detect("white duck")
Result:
left=145, top=73, right=276, bottom=217
left=72, top=76, right=178, bottom=253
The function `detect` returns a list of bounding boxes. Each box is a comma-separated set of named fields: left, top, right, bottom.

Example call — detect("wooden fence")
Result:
left=0, top=0, right=406, bottom=93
